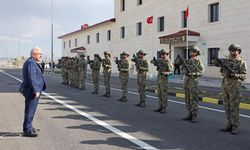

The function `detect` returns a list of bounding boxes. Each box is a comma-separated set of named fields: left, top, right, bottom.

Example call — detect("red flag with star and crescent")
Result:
left=147, top=16, right=153, bottom=24
left=185, top=6, right=189, bottom=18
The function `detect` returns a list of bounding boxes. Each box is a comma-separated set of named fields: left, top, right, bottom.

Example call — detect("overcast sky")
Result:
left=0, top=0, right=114, bottom=61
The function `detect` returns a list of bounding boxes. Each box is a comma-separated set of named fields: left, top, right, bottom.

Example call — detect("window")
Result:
left=208, top=48, right=220, bottom=66
left=63, top=41, right=66, bottom=48
left=137, top=0, right=142, bottom=5
left=74, top=38, right=77, bottom=47
left=181, top=10, right=187, bottom=28
left=107, top=30, right=111, bottom=41
left=69, top=40, right=71, bottom=48
left=121, top=0, right=125, bottom=11
left=209, top=3, right=219, bottom=23
left=136, top=22, right=142, bottom=36
left=87, top=35, right=90, bottom=44
left=158, top=16, right=165, bottom=32
left=96, top=33, right=100, bottom=43
left=120, top=26, right=125, bottom=39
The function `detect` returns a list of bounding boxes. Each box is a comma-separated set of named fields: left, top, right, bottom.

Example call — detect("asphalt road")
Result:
left=0, top=68, right=250, bottom=150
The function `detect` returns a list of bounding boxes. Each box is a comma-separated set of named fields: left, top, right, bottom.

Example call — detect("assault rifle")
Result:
left=150, top=57, right=165, bottom=72
left=115, top=54, right=122, bottom=69
left=131, top=54, right=139, bottom=69
left=213, top=56, right=234, bottom=75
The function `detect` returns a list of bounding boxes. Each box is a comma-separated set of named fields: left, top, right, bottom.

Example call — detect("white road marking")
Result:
left=0, top=70, right=158, bottom=150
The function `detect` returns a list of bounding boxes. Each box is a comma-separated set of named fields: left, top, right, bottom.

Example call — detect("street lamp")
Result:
left=51, top=0, right=54, bottom=72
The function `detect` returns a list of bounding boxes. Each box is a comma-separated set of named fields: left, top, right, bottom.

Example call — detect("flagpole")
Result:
left=186, top=7, right=189, bottom=59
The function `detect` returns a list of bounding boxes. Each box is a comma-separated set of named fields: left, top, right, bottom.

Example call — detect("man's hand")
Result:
left=35, top=92, right=40, bottom=98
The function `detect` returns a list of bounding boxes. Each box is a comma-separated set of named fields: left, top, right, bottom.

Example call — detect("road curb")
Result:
left=44, top=71, right=250, bottom=110
left=146, top=88, right=250, bottom=110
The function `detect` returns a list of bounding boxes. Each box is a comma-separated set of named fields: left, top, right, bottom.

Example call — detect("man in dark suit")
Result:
left=19, top=47, right=46, bottom=137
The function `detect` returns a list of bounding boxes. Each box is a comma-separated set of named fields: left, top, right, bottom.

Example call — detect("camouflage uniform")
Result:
left=90, top=54, right=101, bottom=94
left=117, top=52, right=130, bottom=102
left=154, top=49, right=173, bottom=113
left=132, top=50, right=149, bottom=107
left=78, top=55, right=87, bottom=90
left=68, top=58, right=74, bottom=86
left=73, top=58, right=79, bottom=87
left=102, top=51, right=112, bottom=97
left=215, top=44, right=247, bottom=134
left=182, top=46, right=204, bottom=123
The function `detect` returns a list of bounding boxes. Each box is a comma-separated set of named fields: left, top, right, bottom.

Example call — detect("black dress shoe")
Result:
left=23, top=132, right=38, bottom=137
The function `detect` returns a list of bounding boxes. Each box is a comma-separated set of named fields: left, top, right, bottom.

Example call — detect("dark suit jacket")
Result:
left=19, top=58, right=46, bottom=99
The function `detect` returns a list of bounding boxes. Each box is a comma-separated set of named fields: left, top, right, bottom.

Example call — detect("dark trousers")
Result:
left=174, top=65, right=180, bottom=74
left=23, top=97, right=39, bottom=133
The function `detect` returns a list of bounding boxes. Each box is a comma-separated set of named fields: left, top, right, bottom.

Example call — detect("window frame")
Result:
left=121, top=0, right=125, bottom=12
left=157, top=16, right=165, bottom=32
left=136, top=22, right=142, bottom=36
left=96, top=33, right=100, bottom=43
left=120, top=26, right=125, bottom=39
left=208, top=47, right=220, bottom=66
left=137, top=0, right=142, bottom=6
left=87, top=35, right=90, bottom=44
left=107, top=30, right=111, bottom=41
left=74, top=38, right=77, bottom=47
left=69, top=40, right=71, bottom=48
left=209, top=2, right=219, bottom=23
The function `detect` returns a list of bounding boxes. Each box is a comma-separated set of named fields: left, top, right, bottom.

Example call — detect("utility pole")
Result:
left=51, top=0, right=54, bottom=72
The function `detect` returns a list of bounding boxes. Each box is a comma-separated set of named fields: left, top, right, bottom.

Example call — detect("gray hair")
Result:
left=30, top=46, right=42, bottom=56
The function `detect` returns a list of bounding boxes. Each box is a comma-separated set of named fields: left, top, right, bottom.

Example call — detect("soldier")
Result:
left=181, top=46, right=204, bottom=123
left=68, top=57, right=74, bottom=86
left=102, top=51, right=112, bottom=97
left=214, top=44, right=247, bottom=135
left=90, top=54, right=101, bottom=94
left=117, top=52, right=130, bottom=102
left=132, top=50, right=149, bottom=107
left=153, top=49, right=173, bottom=113
left=78, top=54, right=87, bottom=90
left=73, top=57, right=79, bottom=88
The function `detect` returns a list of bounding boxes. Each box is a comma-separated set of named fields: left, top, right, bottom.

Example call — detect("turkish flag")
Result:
left=147, top=16, right=153, bottom=24
left=185, top=6, right=189, bottom=18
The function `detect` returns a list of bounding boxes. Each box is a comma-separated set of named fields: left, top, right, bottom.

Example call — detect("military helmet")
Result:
left=137, top=50, right=147, bottom=55
left=104, top=51, right=111, bottom=57
left=94, top=53, right=100, bottom=57
left=121, top=51, right=129, bottom=57
left=228, top=44, right=241, bottom=53
left=80, top=54, right=85, bottom=58
left=159, top=49, right=169, bottom=55
left=190, top=46, right=201, bottom=55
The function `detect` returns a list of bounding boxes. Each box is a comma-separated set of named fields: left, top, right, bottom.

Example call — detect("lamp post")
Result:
left=51, top=0, right=54, bottom=72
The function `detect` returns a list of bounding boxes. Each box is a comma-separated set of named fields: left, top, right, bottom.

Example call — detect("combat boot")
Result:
left=138, top=102, right=145, bottom=107
left=230, top=126, right=238, bottom=135
left=117, top=97, right=123, bottom=101
left=91, top=91, right=98, bottom=94
left=135, top=102, right=142, bottom=106
left=105, top=92, right=111, bottom=97
left=160, top=107, right=166, bottom=113
left=154, top=107, right=162, bottom=112
left=182, top=112, right=192, bottom=121
left=220, top=125, right=232, bottom=132
left=120, top=96, right=127, bottom=102
left=79, top=86, right=85, bottom=90
left=102, top=93, right=107, bottom=97
left=190, top=114, right=198, bottom=123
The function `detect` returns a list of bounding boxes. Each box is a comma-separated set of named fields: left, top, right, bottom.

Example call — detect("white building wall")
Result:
left=60, top=0, right=250, bottom=82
